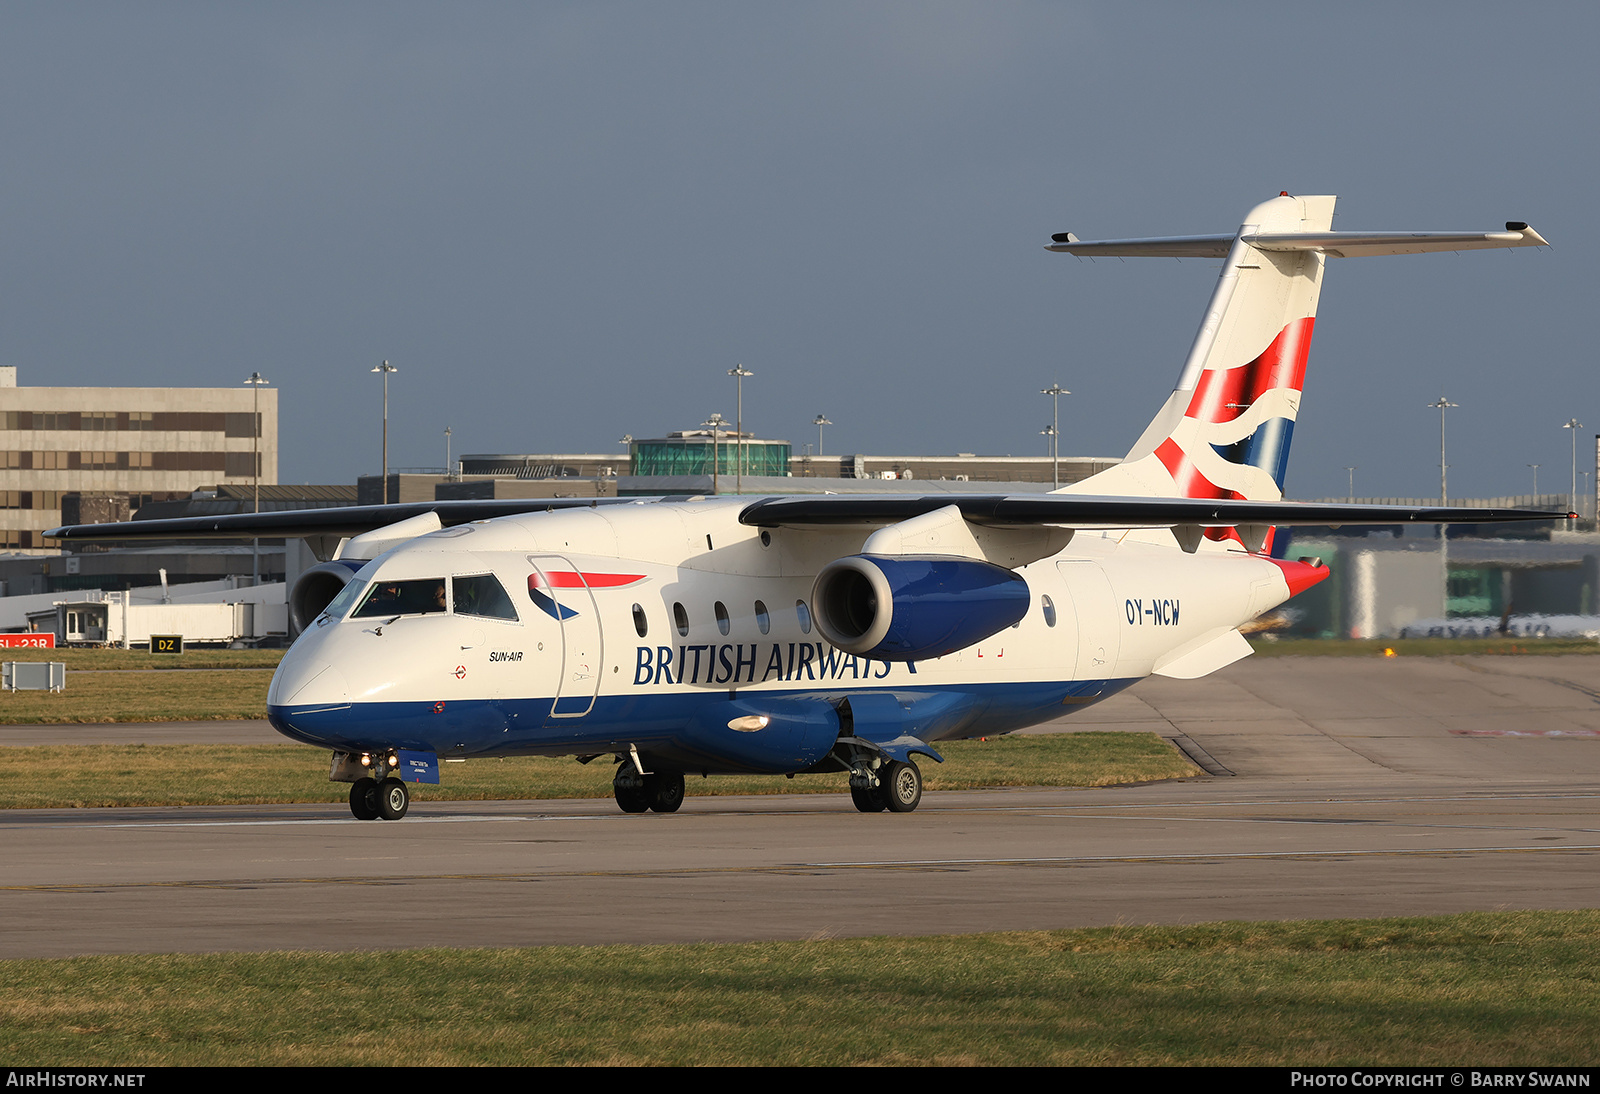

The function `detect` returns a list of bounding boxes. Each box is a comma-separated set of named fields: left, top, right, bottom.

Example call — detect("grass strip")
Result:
left=1251, top=636, right=1600, bottom=657
left=0, top=669, right=275, bottom=723
left=0, top=733, right=1196, bottom=809
left=0, top=648, right=284, bottom=670
left=1, top=910, right=1595, bottom=1065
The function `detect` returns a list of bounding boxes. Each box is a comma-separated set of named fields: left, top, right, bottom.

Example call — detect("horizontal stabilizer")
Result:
left=1047, top=224, right=1548, bottom=259
left=1046, top=232, right=1235, bottom=258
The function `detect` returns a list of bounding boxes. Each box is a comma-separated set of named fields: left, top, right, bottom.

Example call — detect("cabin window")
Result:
left=673, top=602, right=689, bottom=637
left=714, top=601, right=731, bottom=636
left=754, top=600, right=770, bottom=635
left=633, top=603, right=648, bottom=638
left=353, top=579, right=447, bottom=618
left=795, top=599, right=812, bottom=634
left=453, top=574, right=519, bottom=620
left=1041, top=595, right=1056, bottom=628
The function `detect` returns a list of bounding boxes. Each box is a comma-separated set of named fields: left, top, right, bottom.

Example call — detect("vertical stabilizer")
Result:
left=1065, top=194, right=1335, bottom=504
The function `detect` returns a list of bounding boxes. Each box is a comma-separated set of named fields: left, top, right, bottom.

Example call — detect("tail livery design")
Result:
left=1052, top=194, right=1548, bottom=516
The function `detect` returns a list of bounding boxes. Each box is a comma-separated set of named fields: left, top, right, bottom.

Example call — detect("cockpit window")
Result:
left=321, top=579, right=369, bottom=622
left=453, top=574, right=519, bottom=621
left=352, top=579, right=447, bottom=618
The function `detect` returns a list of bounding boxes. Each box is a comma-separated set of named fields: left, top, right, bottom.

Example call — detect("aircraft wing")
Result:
left=43, top=492, right=1568, bottom=547
left=44, top=497, right=637, bottom=543
left=737, top=494, right=1570, bottom=530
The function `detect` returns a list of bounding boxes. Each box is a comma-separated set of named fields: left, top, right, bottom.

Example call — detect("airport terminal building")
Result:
left=0, top=367, right=278, bottom=552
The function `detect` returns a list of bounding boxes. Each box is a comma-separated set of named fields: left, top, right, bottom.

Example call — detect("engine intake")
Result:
left=289, top=560, right=367, bottom=634
left=811, top=554, right=1029, bottom=661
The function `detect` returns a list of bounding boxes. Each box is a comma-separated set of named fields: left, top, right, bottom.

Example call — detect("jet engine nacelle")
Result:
left=811, top=554, right=1030, bottom=661
left=289, top=560, right=367, bottom=633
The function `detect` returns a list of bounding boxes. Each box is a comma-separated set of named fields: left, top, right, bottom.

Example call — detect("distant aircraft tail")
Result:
left=1050, top=194, right=1547, bottom=519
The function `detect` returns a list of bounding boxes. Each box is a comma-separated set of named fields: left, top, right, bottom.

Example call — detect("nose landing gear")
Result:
left=348, top=775, right=409, bottom=820
left=337, top=751, right=413, bottom=820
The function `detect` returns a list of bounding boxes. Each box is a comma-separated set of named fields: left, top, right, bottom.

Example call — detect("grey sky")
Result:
left=1, top=3, right=1593, bottom=500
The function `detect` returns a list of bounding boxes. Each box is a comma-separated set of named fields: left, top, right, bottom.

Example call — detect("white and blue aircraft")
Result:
left=49, top=194, right=1558, bottom=820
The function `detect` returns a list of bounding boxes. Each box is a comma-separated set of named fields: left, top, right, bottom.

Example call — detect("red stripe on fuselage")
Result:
left=531, top=571, right=647, bottom=589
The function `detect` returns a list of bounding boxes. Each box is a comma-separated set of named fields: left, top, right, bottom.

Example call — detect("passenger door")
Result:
left=527, top=555, right=604, bottom=719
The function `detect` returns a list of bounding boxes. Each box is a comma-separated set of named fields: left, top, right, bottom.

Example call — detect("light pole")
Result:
left=729, top=364, right=753, bottom=493
left=1563, top=418, right=1583, bottom=526
left=444, top=426, right=453, bottom=481
left=243, top=371, right=269, bottom=588
left=242, top=372, right=268, bottom=514
left=372, top=360, right=398, bottom=501
left=1528, top=463, right=1540, bottom=498
left=1428, top=395, right=1458, bottom=503
left=1040, top=425, right=1057, bottom=459
left=1040, top=383, right=1069, bottom=489
left=702, top=413, right=725, bottom=494
left=1428, top=395, right=1458, bottom=617
left=813, top=414, right=831, bottom=458
left=1344, top=466, right=1356, bottom=502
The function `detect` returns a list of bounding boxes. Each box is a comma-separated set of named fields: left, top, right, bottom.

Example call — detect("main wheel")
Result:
left=850, top=783, right=886, bottom=813
left=645, top=771, right=685, bottom=814
left=880, top=760, right=922, bottom=813
left=615, top=780, right=650, bottom=813
left=377, top=777, right=410, bottom=820
left=349, top=777, right=379, bottom=820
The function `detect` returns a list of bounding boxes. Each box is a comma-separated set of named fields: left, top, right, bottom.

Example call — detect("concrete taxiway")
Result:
left=2, top=654, right=1597, bottom=958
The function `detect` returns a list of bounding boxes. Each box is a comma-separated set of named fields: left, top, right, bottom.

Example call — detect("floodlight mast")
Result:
left=1428, top=395, right=1459, bottom=616
left=243, top=371, right=269, bottom=588
left=1564, top=418, right=1584, bottom=528
left=1040, top=383, right=1069, bottom=489
left=729, top=365, right=753, bottom=493
left=702, top=413, right=726, bottom=494
left=372, top=360, right=398, bottom=500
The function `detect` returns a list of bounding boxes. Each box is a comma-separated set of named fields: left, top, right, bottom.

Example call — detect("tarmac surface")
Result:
left=3, top=653, right=1598, bottom=958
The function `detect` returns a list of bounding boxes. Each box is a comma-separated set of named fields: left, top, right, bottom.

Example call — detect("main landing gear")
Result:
left=849, top=758, right=922, bottom=814
left=349, top=775, right=410, bottom=820
left=613, top=762, right=685, bottom=814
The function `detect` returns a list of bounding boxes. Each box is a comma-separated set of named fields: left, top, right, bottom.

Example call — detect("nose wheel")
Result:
left=377, top=777, right=410, bottom=819
left=350, top=777, right=379, bottom=819
left=348, top=775, right=409, bottom=820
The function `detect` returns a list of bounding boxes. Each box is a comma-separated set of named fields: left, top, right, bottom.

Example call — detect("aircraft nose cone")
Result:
left=269, top=657, right=351, bottom=709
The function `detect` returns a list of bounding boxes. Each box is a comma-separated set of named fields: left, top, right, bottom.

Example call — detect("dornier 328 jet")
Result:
left=50, top=194, right=1559, bottom=820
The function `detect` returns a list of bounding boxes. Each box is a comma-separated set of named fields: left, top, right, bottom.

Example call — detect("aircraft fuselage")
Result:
left=267, top=496, right=1297, bottom=774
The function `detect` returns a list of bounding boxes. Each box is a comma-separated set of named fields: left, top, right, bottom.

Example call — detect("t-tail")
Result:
left=1048, top=194, right=1548, bottom=545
